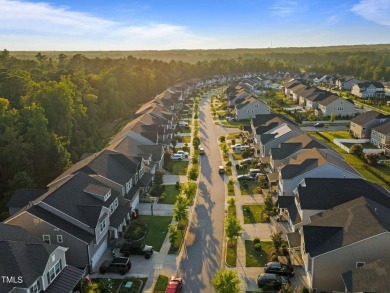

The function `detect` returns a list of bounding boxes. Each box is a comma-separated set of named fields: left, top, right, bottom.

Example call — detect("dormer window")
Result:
left=104, top=190, right=111, bottom=201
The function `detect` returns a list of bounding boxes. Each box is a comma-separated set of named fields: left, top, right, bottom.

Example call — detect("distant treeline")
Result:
left=0, top=46, right=389, bottom=218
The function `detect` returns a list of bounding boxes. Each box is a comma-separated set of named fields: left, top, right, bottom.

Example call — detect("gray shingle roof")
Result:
left=297, top=178, right=390, bottom=210
left=304, top=197, right=390, bottom=257
left=342, top=257, right=390, bottom=293
left=44, top=265, right=85, bottom=293
left=372, top=119, right=390, bottom=135
left=0, top=242, right=57, bottom=290
left=350, top=111, right=388, bottom=126
left=6, top=189, right=47, bottom=208
left=271, top=143, right=302, bottom=160
left=109, top=202, right=131, bottom=228
left=42, top=172, right=118, bottom=228
left=277, top=196, right=301, bottom=224
left=27, top=205, right=95, bottom=243
left=317, top=94, right=341, bottom=106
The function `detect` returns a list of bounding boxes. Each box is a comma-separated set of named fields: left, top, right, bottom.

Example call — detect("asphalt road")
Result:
left=178, top=92, right=231, bottom=293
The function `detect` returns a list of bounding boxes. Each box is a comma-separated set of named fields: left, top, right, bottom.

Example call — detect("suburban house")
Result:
left=295, top=196, right=390, bottom=292
left=279, top=177, right=390, bottom=232
left=283, top=80, right=303, bottom=99
left=342, top=257, right=390, bottom=293
left=268, top=133, right=331, bottom=172
left=290, top=84, right=310, bottom=103
left=349, top=111, right=390, bottom=138
left=0, top=223, right=84, bottom=293
left=315, top=95, right=356, bottom=117
left=234, top=95, right=271, bottom=120
left=297, top=87, right=321, bottom=106
left=5, top=171, right=131, bottom=270
left=278, top=148, right=360, bottom=196
left=336, top=77, right=361, bottom=90
left=383, top=81, right=390, bottom=97
left=109, top=135, right=165, bottom=174
left=351, top=81, right=386, bottom=99
left=304, top=91, right=332, bottom=110
left=371, top=120, right=390, bottom=149
left=48, top=149, right=148, bottom=209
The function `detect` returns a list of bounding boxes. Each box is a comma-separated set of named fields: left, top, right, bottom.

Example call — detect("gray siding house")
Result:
left=0, top=223, right=84, bottom=293
left=234, top=95, right=271, bottom=120
left=350, top=111, right=390, bottom=139
left=5, top=172, right=131, bottom=271
left=371, top=120, right=390, bottom=149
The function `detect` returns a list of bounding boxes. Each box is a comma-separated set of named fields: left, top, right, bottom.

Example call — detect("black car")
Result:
left=264, top=262, right=295, bottom=277
left=257, top=273, right=290, bottom=290
left=99, top=257, right=132, bottom=275
left=237, top=175, right=256, bottom=181
left=120, top=241, right=154, bottom=259
left=314, top=122, right=324, bottom=127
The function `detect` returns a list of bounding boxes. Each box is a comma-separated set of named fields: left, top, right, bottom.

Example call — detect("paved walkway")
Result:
left=163, top=174, right=188, bottom=184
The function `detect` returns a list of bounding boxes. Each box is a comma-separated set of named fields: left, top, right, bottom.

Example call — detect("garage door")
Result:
left=91, top=239, right=108, bottom=270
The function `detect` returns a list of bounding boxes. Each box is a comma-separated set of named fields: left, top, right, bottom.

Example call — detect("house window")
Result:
left=43, top=235, right=50, bottom=244
left=57, top=235, right=63, bottom=243
left=47, top=260, right=62, bottom=284
left=99, top=219, right=106, bottom=232
left=31, top=279, right=41, bottom=293
left=356, top=261, right=365, bottom=268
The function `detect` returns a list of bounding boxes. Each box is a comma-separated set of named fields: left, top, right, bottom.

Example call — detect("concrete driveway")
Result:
left=301, top=125, right=348, bottom=132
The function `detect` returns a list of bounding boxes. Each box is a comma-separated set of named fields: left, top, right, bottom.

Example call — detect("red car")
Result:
left=165, top=276, right=183, bottom=293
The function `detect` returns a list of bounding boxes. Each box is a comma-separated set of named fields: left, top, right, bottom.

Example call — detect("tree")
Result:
left=350, top=143, right=364, bottom=158
left=99, top=278, right=113, bottom=293
left=365, top=152, right=380, bottom=166
left=330, top=112, right=335, bottom=122
left=271, top=231, right=283, bottom=251
left=152, top=170, right=164, bottom=195
left=262, top=195, right=276, bottom=219
left=225, top=216, right=243, bottom=246
left=212, top=269, right=241, bottom=293
left=168, top=224, right=178, bottom=248
left=173, top=195, right=189, bottom=230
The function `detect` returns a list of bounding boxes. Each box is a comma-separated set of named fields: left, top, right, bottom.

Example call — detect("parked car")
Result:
left=176, top=150, right=189, bottom=158
left=99, top=257, right=132, bottom=275
left=165, top=276, right=183, bottom=293
left=257, top=273, right=290, bottom=290
left=264, top=262, right=295, bottom=277
left=237, top=175, right=255, bottom=181
left=199, top=147, right=205, bottom=155
left=377, top=160, right=387, bottom=166
left=314, top=122, right=324, bottom=128
left=178, top=121, right=188, bottom=127
left=218, top=165, right=225, bottom=174
left=241, top=158, right=253, bottom=165
left=120, top=241, right=154, bottom=259
left=232, top=144, right=248, bottom=151
left=249, top=169, right=263, bottom=177
left=226, top=117, right=235, bottom=122
left=171, top=153, right=184, bottom=160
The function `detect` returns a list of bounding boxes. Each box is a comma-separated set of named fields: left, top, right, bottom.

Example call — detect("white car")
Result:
left=226, top=117, right=235, bottom=121
left=178, top=121, right=189, bottom=127
left=171, top=153, right=184, bottom=160
left=231, top=144, right=248, bottom=151
left=176, top=150, right=189, bottom=158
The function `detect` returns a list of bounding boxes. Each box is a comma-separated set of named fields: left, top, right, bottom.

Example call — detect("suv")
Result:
left=264, top=262, right=295, bottom=277
left=120, top=241, right=154, bottom=259
left=99, top=257, right=132, bottom=275
left=257, top=273, right=290, bottom=290
left=218, top=165, right=225, bottom=174
left=249, top=169, right=263, bottom=177
left=199, top=147, right=205, bottom=155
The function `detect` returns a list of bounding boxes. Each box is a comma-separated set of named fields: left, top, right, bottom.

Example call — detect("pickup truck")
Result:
left=99, top=257, right=131, bottom=275
left=120, top=241, right=154, bottom=259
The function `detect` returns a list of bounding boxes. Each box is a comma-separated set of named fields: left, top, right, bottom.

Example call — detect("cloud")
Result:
left=351, top=0, right=390, bottom=26
left=270, top=0, right=299, bottom=17
left=327, top=15, right=338, bottom=25
left=0, top=0, right=220, bottom=50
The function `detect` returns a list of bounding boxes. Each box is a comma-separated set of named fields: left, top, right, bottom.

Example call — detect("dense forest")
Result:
left=0, top=45, right=389, bottom=219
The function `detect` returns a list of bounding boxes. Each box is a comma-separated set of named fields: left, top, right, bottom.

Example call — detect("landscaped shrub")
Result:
left=282, top=245, right=289, bottom=256
left=159, top=193, right=166, bottom=202
left=271, top=254, right=279, bottom=261
left=253, top=237, right=260, bottom=244
left=231, top=139, right=236, bottom=145
left=226, top=161, right=232, bottom=167
left=219, top=136, right=226, bottom=143
left=188, top=167, right=199, bottom=181
left=192, top=156, right=199, bottom=164
left=254, top=243, right=262, bottom=251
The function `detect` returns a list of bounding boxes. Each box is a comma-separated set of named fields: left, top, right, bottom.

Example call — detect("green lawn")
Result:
left=177, top=136, right=191, bottom=143
left=177, top=126, right=191, bottom=133
left=92, top=277, right=147, bottom=293
left=227, top=132, right=241, bottom=140
left=311, top=132, right=390, bottom=189
left=237, top=165, right=249, bottom=175
left=245, top=240, right=273, bottom=267
left=171, top=161, right=189, bottom=175
left=227, top=180, right=235, bottom=196
left=160, top=184, right=181, bottom=204
left=232, top=152, right=244, bottom=160
left=242, top=205, right=266, bottom=224
left=226, top=239, right=237, bottom=267
left=153, top=275, right=168, bottom=293
left=318, top=130, right=352, bottom=140
left=240, top=181, right=261, bottom=195
left=139, top=215, right=172, bottom=252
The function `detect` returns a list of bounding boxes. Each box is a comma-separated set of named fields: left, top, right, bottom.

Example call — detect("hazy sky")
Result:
left=1, top=0, right=390, bottom=50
